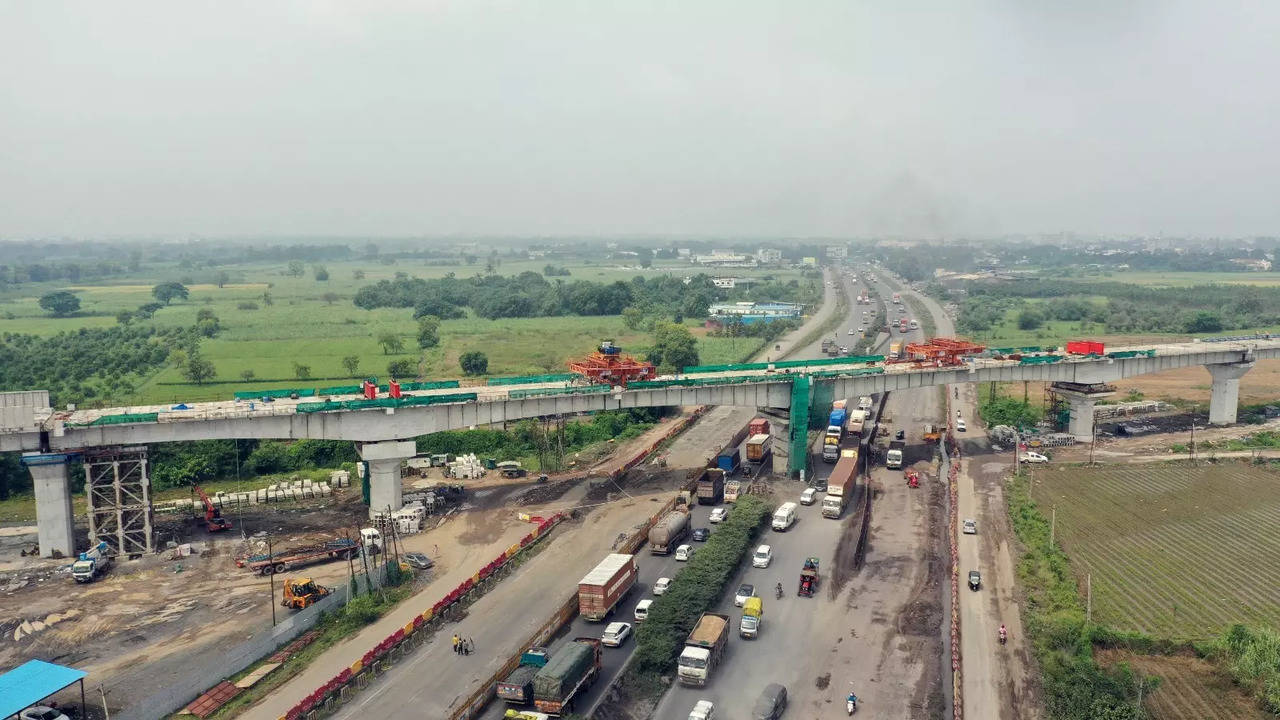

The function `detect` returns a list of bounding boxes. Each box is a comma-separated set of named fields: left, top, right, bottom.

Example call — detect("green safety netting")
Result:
left=316, top=384, right=362, bottom=396
left=1019, top=355, right=1063, bottom=365
left=788, top=376, right=811, bottom=475
left=1105, top=350, right=1157, bottom=359
left=68, top=412, right=160, bottom=427
left=808, top=367, right=886, bottom=379
left=487, top=373, right=577, bottom=386
left=681, top=355, right=885, bottom=375
left=808, top=380, right=835, bottom=429
left=508, top=385, right=612, bottom=399
left=296, top=392, right=478, bottom=413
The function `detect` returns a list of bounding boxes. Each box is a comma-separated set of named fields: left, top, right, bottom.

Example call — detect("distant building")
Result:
left=756, top=248, right=783, bottom=264
left=825, top=245, right=848, bottom=259
left=694, top=251, right=755, bottom=267
left=1231, top=258, right=1273, bottom=271
left=677, top=248, right=692, bottom=258
left=712, top=277, right=757, bottom=289
left=801, top=257, right=817, bottom=266
left=707, top=301, right=803, bottom=325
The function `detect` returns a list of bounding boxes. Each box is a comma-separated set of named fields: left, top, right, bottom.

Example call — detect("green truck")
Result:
left=533, top=637, right=602, bottom=715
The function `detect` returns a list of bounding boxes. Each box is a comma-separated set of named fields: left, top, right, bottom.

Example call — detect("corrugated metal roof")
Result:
left=0, top=659, right=87, bottom=719
left=578, top=553, right=633, bottom=586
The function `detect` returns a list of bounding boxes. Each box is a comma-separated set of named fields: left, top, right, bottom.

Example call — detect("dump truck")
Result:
left=745, top=434, right=771, bottom=462
left=696, top=468, right=726, bottom=505
left=498, top=648, right=550, bottom=704
left=71, top=541, right=113, bottom=583
left=237, top=537, right=360, bottom=575
left=822, top=454, right=857, bottom=519
left=845, top=409, right=868, bottom=438
left=533, top=637, right=601, bottom=715
left=578, top=553, right=638, bottom=621
left=822, top=434, right=840, bottom=463
left=886, top=439, right=906, bottom=469
left=820, top=338, right=835, bottom=354
left=724, top=480, right=742, bottom=503
left=648, top=511, right=691, bottom=554
left=677, top=613, right=730, bottom=686
left=281, top=578, right=331, bottom=610
left=497, top=461, right=527, bottom=478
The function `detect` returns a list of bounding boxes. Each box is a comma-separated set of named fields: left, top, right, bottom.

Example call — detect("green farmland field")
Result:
left=1029, top=463, right=1280, bottom=639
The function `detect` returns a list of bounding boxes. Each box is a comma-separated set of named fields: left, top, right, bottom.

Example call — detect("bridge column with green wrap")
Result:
left=359, top=440, right=417, bottom=519
left=789, top=376, right=812, bottom=476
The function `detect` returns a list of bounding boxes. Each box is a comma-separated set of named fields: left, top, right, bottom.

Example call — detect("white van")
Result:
left=634, top=599, right=653, bottom=622
left=771, top=502, right=798, bottom=531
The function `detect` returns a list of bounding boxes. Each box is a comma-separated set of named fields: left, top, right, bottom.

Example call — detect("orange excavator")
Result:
left=194, top=485, right=232, bottom=532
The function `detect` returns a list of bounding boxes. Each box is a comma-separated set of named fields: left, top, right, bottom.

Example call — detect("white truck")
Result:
left=678, top=613, right=730, bottom=686
left=72, top=541, right=113, bottom=583
left=886, top=439, right=906, bottom=470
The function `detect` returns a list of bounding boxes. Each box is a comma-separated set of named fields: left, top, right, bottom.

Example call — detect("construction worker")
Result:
left=452, top=634, right=460, bottom=653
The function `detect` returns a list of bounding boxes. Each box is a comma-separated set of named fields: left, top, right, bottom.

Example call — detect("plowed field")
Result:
left=1029, top=463, right=1280, bottom=639
left=1096, top=649, right=1266, bottom=720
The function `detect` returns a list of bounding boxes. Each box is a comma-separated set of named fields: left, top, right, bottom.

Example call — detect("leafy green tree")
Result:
left=387, top=358, right=416, bottom=377
left=152, top=282, right=189, bottom=305
left=240, top=369, right=256, bottom=381
left=1185, top=311, right=1223, bottom=334
left=183, top=354, right=216, bottom=384
left=314, top=265, right=330, bottom=281
left=261, top=291, right=274, bottom=306
left=1017, top=309, right=1043, bottom=331
left=214, top=270, right=230, bottom=288
left=115, top=310, right=134, bottom=325
left=460, top=351, right=488, bottom=375
left=287, top=260, right=305, bottom=277
left=417, top=316, right=441, bottom=349
left=170, top=348, right=189, bottom=367
left=648, top=322, right=699, bottom=372
left=292, top=362, right=312, bottom=380
left=39, top=291, right=80, bottom=317
left=321, top=292, right=340, bottom=305
left=353, top=269, right=366, bottom=280
left=342, top=355, right=361, bottom=376
left=135, top=302, right=164, bottom=319
left=377, top=332, right=404, bottom=355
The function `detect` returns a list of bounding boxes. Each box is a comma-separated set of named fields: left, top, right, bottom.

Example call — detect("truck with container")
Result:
left=696, top=468, right=726, bottom=505
left=578, top=553, right=638, bottom=621
left=822, top=433, right=841, bottom=463
left=745, top=434, right=771, bottom=463
left=648, top=511, right=691, bottom=554
left=845, top=409, right=868, bottom=439
left=892, top=292, right=901, bottom=304
left=886, top=439, right=906, bottom=469
left=497, top=647, right=550, bottom=704
left=820, top=338, right=836, bottom=355
left=822, top=454, right=858, bottom=519
left=677, top=613, right=730, bottom=686
left=237, top=536, right=361, bottom=575
left=829, top=406, right=848, bottom=430
left=532, top=637, right=601, bottom=715
left=748, top=417, right=770, bottom=436
left=715, top=450, right=741, bottom=476
left=71, top=541, right=113, bottom=583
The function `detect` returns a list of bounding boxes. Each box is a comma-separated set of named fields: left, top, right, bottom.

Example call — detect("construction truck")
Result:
left=886, top=439, right=906, bottom=469
left=822, top=454, right=857, bottom=519
left=724, top=480, right=742, bottom=503
left=845, top=410, right=868, bottom=439
left=497, top=461, right=527, bottom=478
left=71, top=541, right=113, bottom=583
left=578, top=553, right=638, bottom=621
left=281, top=578, right=331, bottom=610
left=677, top=613, right=730, bottom=686
left=237, top=536, right=361, bottom=575
left=922, top=424, right=942, bottom=443
left=695, top=468, right=725, bottom=505
left=194, top=485, right=231, bottom=532
left=532, top=638, right=601, bottom=715
left=822, top=434, right=840, bottom=463
left=498, top=648, right=551, bottom=705
left=889, top=342, right=902, bottom=359
left=648, top=511, right=691, bottom=554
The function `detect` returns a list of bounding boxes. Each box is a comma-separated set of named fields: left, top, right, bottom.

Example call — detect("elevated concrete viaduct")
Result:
left=2, top=339, right=1275, bottom=557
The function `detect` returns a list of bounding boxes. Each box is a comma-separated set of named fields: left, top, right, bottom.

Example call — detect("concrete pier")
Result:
left=1050, top=385, right=1115, bottom=442
left=360, top=440, right=416, bottom=518
left=1207, top=361, right=1254, bottom=425
left=23, top=453, right=78, bottom=558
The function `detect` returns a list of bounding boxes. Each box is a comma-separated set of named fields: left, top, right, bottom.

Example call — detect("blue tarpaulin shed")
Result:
left=0, top=660, right=86, bottom=718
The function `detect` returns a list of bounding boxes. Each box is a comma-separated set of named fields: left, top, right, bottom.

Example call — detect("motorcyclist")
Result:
left=775, top=582, right=784, bottom=598
left=846, top=691, right=858, bottom=713
left=999, top=624, right=1008, bottom=643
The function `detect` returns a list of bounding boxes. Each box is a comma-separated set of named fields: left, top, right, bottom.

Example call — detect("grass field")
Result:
left=1062, top=270, right=1280, bottom=288
left=0, top=259, right=805, bottom=405
left=1097, top=649, right=1267, bottom=720
left=965, top=303, right=1280, bottom=347
left=1029, top=463, right=1280, bottom=639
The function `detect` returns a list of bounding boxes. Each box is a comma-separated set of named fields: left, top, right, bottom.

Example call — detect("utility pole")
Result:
left=1086, top=573, right=1092, bottom=625
left=1190, top=420, right=1197, bottom=465
left=99, top=684, right=111, bottom=720
left=1089, top=426, right=1097, bottom=466
left=267, top=537, right=277, bottom=626
left=1050, top=505, right=1056, bottom=548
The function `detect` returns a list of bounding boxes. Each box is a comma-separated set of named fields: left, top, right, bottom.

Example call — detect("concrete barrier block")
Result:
left=318, top=485, right=332, bottom=496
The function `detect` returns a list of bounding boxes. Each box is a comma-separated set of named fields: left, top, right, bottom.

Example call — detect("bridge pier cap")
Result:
left=1207, top=361, right=1255, bottom=426
left=359, top=440, right=416, bottom=519
left=1051, top=385, right=1115, bottom=442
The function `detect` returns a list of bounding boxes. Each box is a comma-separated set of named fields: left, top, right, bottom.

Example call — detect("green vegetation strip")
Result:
left=631, top=495, right=770, bottom=674
left=1203, top=625, right=1280, bottom=713
left=1007, top=472, right=1155, bottom=718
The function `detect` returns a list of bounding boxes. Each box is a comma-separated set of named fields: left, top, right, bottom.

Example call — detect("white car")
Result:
left=963, top=518, right=977, bottom=535
left=601, top=621, right=632, bottom=647
left=21, top=710, right=69, bottom=720
left=799, top=487, right=817, bottom=505
left=752, top=544, right=773, bottom=568
left=848, top=329, right=855, bottom=335
left=634, top=599, right=653, bottom=621
left=1020, top=451, right=1049, bottom=464
left=689, top=699, right=716, bottom=720
left=956, top=418, right=967, bottom=432
left=709, top=507, right=728, bottom=524
left=675, top=544, right=695, bottom=561
left=653, top=577, right=672, bottom=595
left=734, top=583, right=755, bottom=606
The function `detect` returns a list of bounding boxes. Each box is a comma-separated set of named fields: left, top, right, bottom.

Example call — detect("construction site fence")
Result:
left=278, top=514, right=566, bottom=720
left=507, top=384, right=612, bottom=399
left=295, top=393, right=478, bottom=414
left=118, top=563, right=399, bottom=720
left=681, top=353, right=886, bottom=375
left=486, top=372, right=578, bottom=386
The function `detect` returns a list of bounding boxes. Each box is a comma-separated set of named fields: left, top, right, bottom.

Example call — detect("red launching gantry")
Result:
left=897, top=337, right=986, bottom=367
left=569, top=341, right=657, bottom=387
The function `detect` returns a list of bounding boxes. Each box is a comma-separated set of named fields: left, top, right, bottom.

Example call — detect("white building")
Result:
left=825, top=245, right=848, bottom=259
left=756, top=248, right=783, bottom=264
left=711, top=277, right=757, bottom=289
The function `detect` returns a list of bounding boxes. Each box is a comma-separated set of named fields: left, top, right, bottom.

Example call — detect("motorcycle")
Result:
left=775, top=584, right=784, bottom=599
left=999, top=627, right=1008, bottom=645
left=846, top=694, right=858, bottom=715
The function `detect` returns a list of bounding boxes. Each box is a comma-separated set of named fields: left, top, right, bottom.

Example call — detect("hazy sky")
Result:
left=2, top=1, right=1277, bottom=239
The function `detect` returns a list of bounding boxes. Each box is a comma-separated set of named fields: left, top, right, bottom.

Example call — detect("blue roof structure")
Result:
left=0, top=660, right=86, bottom=718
